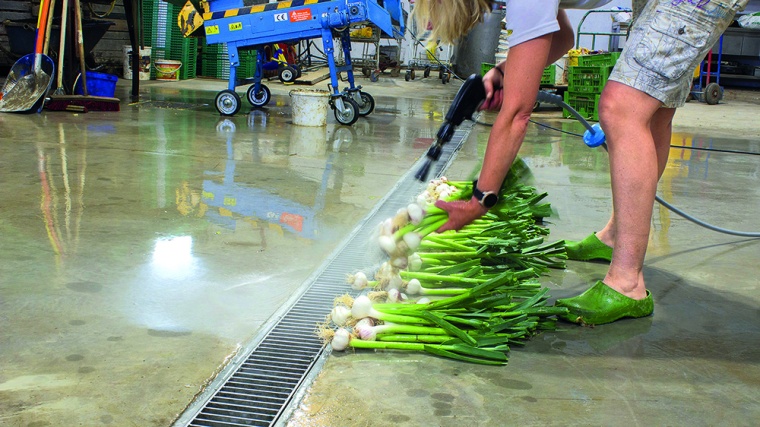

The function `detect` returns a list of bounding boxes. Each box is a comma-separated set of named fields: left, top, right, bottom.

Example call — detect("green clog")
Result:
left=564, top=232, right=613, bottom=262
left=554, top=281, right=653, bottom=325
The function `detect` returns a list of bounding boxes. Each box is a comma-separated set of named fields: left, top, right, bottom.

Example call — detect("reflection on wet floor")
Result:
left=1, top=83, right=758, bottom=426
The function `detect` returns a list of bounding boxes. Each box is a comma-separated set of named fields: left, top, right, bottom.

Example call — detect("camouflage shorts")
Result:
left=609, top=0, right=748, bottom=108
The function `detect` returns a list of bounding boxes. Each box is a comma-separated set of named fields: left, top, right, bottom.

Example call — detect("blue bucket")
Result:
left=74, top=71, right=118, bottom=97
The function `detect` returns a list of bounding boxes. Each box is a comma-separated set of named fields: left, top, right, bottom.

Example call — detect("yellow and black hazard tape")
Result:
left=202, top=0, right=333, bottom=20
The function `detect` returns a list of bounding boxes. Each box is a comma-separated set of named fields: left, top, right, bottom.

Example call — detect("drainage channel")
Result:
left=173, top=123, right=475, bottom=427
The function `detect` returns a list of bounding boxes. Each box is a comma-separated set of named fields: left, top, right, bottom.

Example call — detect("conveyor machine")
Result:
left=178, top=0, right=404, bottom=124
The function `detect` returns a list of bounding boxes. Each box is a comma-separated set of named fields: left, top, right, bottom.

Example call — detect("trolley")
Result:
left=178, top=0, right=404, bottom=124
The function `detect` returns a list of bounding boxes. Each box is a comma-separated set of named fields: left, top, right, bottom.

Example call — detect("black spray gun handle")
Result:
left=415, top=74, right=487, bottom=181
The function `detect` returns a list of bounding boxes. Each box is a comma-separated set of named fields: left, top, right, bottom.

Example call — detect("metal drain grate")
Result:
left=174, top=124, right=475, bottom=427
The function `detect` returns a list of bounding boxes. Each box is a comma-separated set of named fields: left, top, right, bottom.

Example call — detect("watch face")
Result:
left=483, top=193, right=498, bottom=208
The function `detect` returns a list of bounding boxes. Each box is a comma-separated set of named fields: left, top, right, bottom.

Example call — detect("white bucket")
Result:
left=154, top=59, right=183, bottom=81
left=123, top=45, right=151, bottom=80
left=289, top=89, right=330, bottom=127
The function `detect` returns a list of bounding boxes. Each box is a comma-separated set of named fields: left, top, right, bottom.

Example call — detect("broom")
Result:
left=45, top=0, right=120, bottom=112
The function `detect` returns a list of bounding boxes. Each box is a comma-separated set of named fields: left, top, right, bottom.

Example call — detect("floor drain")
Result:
left=173, top=124, right=475, bottom=427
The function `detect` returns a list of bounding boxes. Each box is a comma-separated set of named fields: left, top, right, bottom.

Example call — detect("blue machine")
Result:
left=178, top=0, right=405, bottom=124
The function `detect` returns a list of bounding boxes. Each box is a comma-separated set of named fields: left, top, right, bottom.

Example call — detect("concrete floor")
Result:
left=0, top=73, right=758, bottom=426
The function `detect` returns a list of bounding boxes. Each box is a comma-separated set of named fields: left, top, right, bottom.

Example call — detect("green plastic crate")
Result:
left=563, top=92, right=600, bottom=122
left=541, top=65, right=556, bottom=85
left=481, top=62, right=495, bottom=76
left=149, top=1, right=198, bottom=80
left=567, top=65, right=612, bottom=94
left=577, top=52, right=621, bottom=67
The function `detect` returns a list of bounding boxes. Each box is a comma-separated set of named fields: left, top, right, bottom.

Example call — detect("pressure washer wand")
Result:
left=415, top=74, right=487, bottom=181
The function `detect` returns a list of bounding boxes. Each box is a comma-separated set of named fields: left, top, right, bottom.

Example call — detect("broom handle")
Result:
left=57, top=0, right=69, bottom=90
left=43, top=0, right=56, bottom=55
left=73, top=0, right=87, bottom=95
left=34, top=0, right=52, bottom=72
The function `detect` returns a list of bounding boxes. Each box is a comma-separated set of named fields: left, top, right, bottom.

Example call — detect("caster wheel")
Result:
left=279, top=66, right=297, bottom=83
left=704, top=82, right=722, bottom=105
left=370, top=71, right=379, bottom=82
left=247, top=84, right=271, bottom=107
left=215, top=90, right=241, bottom=116
left=405, top=70, right=411, bottom=82
left=334, top=97, right=360, bottom=126
left=423, top=66, right=431, bottom=78
left=357, top=91, right=375, bottom=116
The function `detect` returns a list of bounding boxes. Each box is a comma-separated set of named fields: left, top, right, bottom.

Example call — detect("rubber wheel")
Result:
left=294, top=65, right=302, bottom=78
left=247, top=84, right=271, bottom=107
left=410, top=69, right=416, bottom=80
left=441, top=73, right=450, bottom=84
left=357, top=91, right=375, bottom=116
left=370, top=71, right=379, bottom=82
left=362, top=67, right=371, bottom=77
left=424, top=66, right=431, bottom=78
left=704, top=82, right=722, bottom=105
left=334, top=97, right=360, bottom=125
left=390, top=66, right=401, bottom=78
left=405, top=70, right=411, bottom=81
left=279, top=66, right=297, bottom=83
left=215, top=90, right=241, bottom=116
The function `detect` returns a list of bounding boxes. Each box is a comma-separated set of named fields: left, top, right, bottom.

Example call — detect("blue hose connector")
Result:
left=583, top=123, right=606, bottom=148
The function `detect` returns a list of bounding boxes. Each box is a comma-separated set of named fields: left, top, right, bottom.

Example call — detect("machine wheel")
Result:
left=247, top=84, right=271, bottom=107
left=405, top=70, right=411, bottom=81
left=215, top=90, right=242, bottom=116
left=410, top=69, right=416, bottom=80
left=279, top=66, right=298, bottom=83
left=438, top=69, right=444, bottom=80
left=424, top=66, right=431, bottom=78
left=370, top=71, right=380, bottom=82
left=441, top=72, right=450, bottom=84
left=334, top=97, right=360, bottom=126
left=294, top=65, right=302, bottom=78
left=704, top=82, right=722, bottom=105
left=362, top=66, right=371, bottom=77
left=357, top=91, right=375, bottom=116
left=390, top=66, right=401, bottom=77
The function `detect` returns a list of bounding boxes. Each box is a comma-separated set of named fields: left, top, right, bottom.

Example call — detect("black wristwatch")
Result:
left=472, top=180, right=498, bottom=209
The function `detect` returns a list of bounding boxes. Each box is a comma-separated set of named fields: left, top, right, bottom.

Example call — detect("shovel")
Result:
left=0, top=0, right=55, bottom=113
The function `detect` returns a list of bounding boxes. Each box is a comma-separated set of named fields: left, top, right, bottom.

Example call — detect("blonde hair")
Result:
left=410, top=0, right=494, bottom=44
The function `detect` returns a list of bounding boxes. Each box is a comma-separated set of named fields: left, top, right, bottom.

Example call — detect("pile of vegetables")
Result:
left=318, top=160, right=568, bottom=365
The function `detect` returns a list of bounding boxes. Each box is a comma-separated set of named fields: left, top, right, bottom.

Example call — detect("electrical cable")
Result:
left=471, top=97, right=760, bottom=238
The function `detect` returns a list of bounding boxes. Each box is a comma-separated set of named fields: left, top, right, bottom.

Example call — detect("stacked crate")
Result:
left=563, top=52, right=620, bottom=121
left=200, top=41, right=258, bottom=80
left=148, top=0, right=198, bottom=80
left=480, top=63, right=556, bottom=84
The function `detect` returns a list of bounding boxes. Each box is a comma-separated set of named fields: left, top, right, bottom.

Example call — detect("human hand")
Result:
left=434, top=198, right=488, bottom=233
left=480, top=67, right=504, bottom=111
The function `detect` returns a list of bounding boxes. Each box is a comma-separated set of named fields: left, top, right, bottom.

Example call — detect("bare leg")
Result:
left=598, top=80, right=668, bottom=299
left=595, top=102, right=675, bottom=250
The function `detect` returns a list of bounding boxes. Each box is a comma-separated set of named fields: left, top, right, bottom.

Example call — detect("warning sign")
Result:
left=289, top=9, right=312, bottom=22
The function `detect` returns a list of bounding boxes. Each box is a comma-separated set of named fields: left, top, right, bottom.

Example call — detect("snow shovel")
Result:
left=0, top=0, right=55, bottom=113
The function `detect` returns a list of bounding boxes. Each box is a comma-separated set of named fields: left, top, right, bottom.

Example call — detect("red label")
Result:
left=280, top=212, right=304, bottom=232
left=289, top=9, right=312, bottom=22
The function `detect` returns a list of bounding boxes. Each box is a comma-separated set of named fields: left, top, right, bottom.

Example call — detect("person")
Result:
left=412, top=0, right=749, bottom=325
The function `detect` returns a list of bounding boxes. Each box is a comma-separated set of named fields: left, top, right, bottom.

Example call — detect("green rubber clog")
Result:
left=564, top=232, right=613, bottom=262
left=555, top=281, right=653, bottom=325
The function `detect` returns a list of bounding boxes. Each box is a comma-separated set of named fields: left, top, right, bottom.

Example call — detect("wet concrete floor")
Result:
left=0, top=75, right=758, bottom=426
